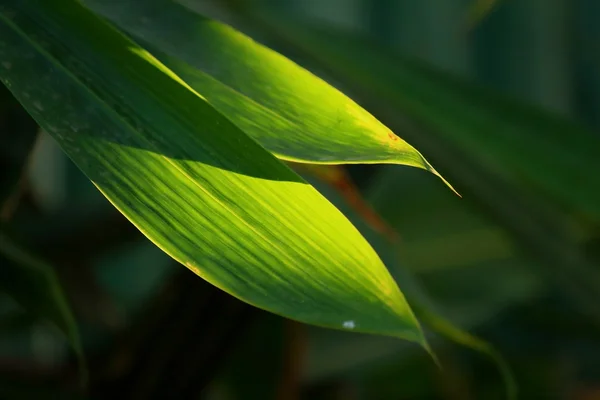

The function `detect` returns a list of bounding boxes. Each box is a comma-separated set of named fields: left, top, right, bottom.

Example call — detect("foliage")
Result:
left=0, top=0, right=599, bottom=399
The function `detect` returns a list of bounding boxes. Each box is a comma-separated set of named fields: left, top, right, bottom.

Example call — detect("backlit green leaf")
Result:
left=0, top=0, right=426, bottom=346
left=253, top=15, right=600, bottom=221
left=81, top=0, right=451, bottom=191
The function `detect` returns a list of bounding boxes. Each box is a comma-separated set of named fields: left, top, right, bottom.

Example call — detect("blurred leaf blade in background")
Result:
left=0, top=0, right=429, bottom=348
left=81, top=0, right=455, bottom=193
left=0, top=231, right=85, bottom=382
left=415, top=304, right=517, bottom=400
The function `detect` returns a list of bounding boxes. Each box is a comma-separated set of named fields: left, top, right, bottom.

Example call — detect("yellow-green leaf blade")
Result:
left=0, top=0, right=425, bottom=345
left=250, top=15, right=600, bottom=220
left=82, top=0, right=447, bottom=185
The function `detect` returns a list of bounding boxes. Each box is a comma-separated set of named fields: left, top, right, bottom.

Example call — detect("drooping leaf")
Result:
left=81, top=0, right=453, bottom=193
left=0, top=230, right=85, bottom=381
left=245, top=13, right=600, bottom=222
left=0, top=0, right=426, bottom=345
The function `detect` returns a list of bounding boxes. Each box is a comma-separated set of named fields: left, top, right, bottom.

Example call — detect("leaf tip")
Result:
left=427, top=165, right=461, bottom=198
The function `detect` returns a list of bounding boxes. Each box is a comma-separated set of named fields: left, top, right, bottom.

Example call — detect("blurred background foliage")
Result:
left=2, top=0, right=600, bottom=399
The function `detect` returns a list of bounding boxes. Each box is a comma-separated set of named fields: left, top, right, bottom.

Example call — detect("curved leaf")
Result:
left=246, top=14, right=600, bottom=221
left=0, top=0, right=426, bottom=345
left=81, top=0, right=451, bottom=191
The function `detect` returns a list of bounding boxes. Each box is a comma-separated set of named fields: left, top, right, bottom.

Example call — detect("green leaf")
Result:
left=247, top=14, right=600, bottom=222
left=81, top=0, right=452, bottom=192
left=0, top=230, right=85, bottom=382
left=0, top=0, right=426, bottom=346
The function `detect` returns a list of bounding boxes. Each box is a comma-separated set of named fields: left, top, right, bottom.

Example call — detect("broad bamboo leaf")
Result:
left=0, top=231, right=85, bottom=380
left=0, top=0, right=426, bottom=345
left=251, top=15, right=600, bottom=222
left=81, top=0, right=452, bottom=192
